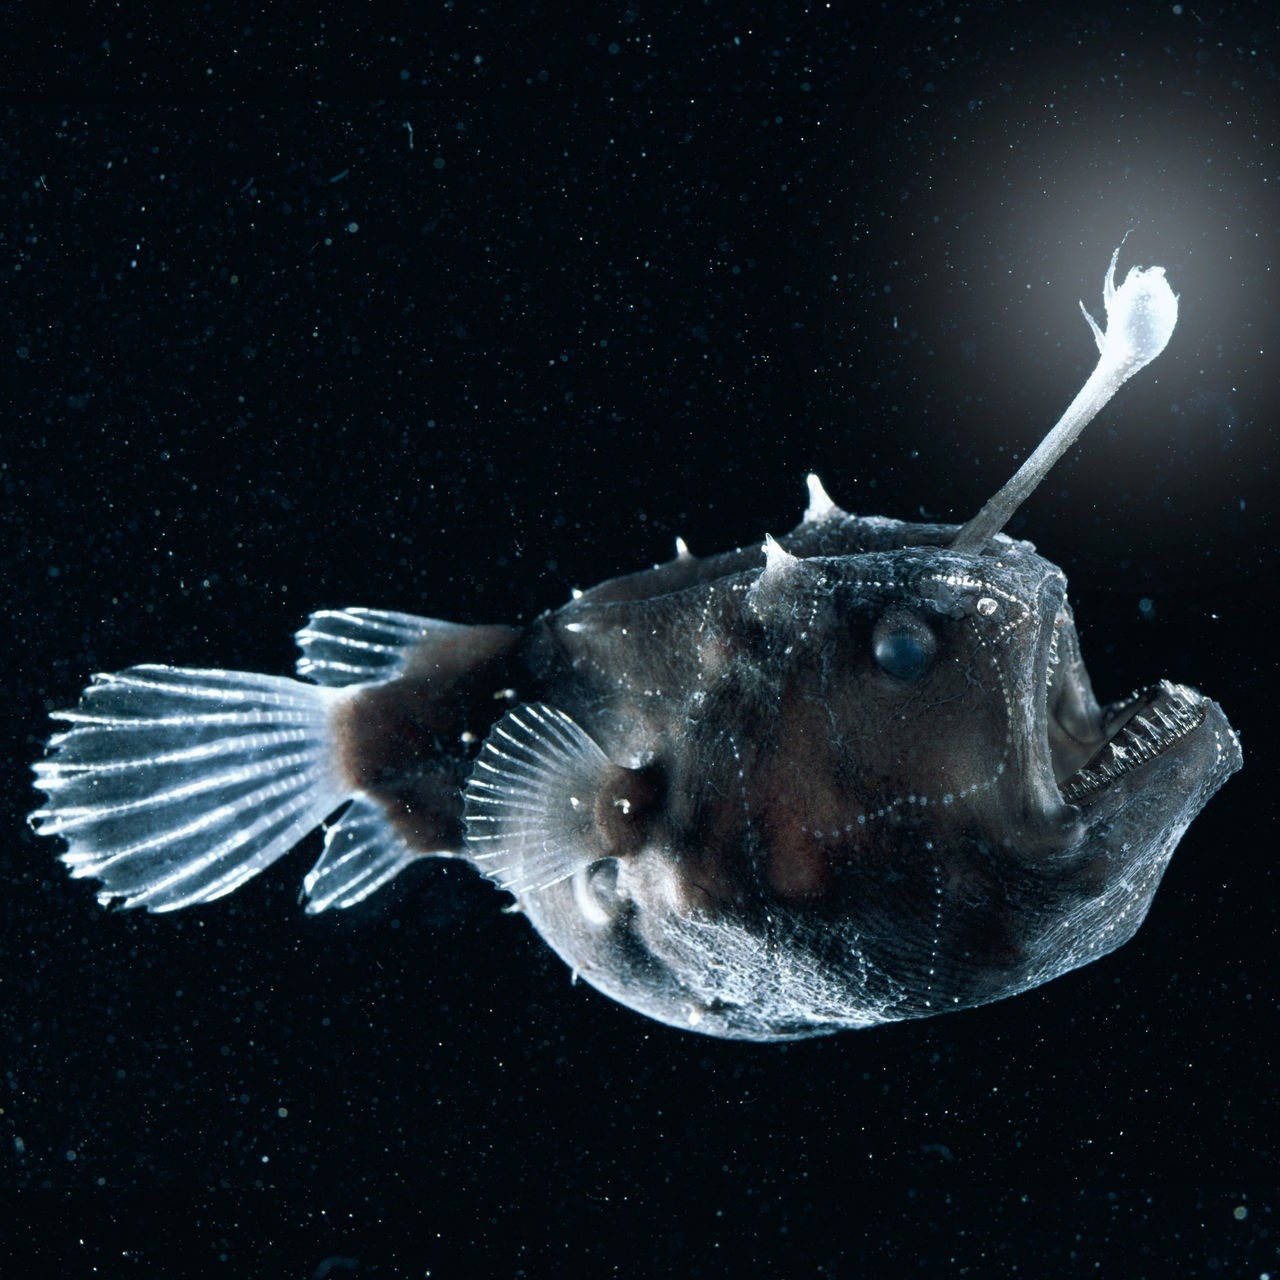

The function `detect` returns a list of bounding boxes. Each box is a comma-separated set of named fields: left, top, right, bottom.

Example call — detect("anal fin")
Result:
left=304, top=795, right=454, bottom=913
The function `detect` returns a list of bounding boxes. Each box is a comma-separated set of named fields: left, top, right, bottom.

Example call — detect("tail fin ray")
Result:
left=31, top=666, right=353, bottom=912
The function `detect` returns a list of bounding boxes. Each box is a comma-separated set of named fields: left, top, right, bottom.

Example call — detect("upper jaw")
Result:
left=1058, top=680, right=1214, bottom=806
left=1042, top=596, right=1106, bottom=788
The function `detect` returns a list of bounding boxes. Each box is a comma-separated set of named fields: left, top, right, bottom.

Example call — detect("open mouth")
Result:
left=1042, top=605, right=1208, bottom=806
left=1057, top=680, right=1208, bottom=804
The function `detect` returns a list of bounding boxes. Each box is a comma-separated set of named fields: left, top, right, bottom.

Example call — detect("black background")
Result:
left=2, top=3, right=1276, bottom=1274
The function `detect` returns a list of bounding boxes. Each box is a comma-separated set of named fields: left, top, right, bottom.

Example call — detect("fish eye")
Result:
left=573, top=858, right=625, bottom=927
left=871, top=610, right=937, bottom=681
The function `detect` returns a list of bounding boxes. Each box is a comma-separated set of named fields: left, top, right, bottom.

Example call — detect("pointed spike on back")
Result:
left=803, top=473, right=842, bottom=524
left=674, top=535, right=692, bottom=560
left=761, top=533, right=799, bottom=576
left=748, top=532, right=815, bottom=623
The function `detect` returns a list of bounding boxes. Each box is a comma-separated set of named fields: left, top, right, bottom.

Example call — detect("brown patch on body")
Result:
left=331, top=623, right=520, bottom=854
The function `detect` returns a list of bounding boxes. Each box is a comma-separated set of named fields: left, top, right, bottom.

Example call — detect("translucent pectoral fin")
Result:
left=463, top=703, right=623, bottom=897
left=30, top=666, right=357, bottom=911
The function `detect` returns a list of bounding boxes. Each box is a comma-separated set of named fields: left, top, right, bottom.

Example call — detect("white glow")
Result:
left=1081, top=244, right=1179, bottom=379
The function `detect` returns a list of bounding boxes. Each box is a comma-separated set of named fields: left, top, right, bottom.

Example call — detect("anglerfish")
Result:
left=30, top=244, right=1241, bottom=1040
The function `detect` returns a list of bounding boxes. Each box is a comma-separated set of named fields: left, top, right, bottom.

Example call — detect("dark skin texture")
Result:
left=335, top=624, right=519, bottom=851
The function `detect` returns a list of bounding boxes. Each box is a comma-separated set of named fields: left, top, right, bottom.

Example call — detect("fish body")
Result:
left=30, top=483, right=1240, bottom=1040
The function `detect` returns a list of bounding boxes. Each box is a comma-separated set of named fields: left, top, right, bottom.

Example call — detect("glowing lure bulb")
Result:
left=952, top=242, right=1180, bottom=553
left=1080, top=246, right=1179, bottom=379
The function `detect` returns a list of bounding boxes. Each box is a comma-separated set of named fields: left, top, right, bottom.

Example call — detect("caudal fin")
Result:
left=30, top=666, right=358, bottom=911
left=30, top=606, right=508, bottom=912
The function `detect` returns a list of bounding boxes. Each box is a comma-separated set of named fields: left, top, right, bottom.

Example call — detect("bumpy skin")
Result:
left=352, top=509, right=1240, bottom=1041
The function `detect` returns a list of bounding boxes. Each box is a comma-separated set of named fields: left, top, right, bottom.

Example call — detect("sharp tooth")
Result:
left=1059, top=682, right=1208, bottom=806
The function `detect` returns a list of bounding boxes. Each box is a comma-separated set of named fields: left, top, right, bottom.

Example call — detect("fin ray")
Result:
left=303, top=796, right=440, bottom=913
left=463, top=703, right=613, bottom=896
left=295, top=607, right=467, bottom=686
left=30, top=666, right=355, bottom=911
